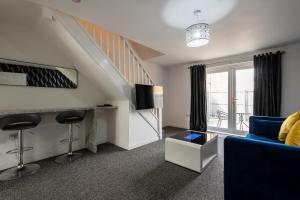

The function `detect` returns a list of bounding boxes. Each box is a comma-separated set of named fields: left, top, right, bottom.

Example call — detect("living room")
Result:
left=0, top=0, right=300, bottom=200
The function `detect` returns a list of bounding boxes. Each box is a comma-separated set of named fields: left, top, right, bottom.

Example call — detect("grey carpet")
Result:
left=0, top=140, right=224, bottom=200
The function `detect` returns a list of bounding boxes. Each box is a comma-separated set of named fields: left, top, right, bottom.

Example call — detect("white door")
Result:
left=206, top=62, right=254, bottom=134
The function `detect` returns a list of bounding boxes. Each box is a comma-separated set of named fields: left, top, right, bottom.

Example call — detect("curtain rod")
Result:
left=254, top=50, right=285, bottom=56
left=187, top=60, right=253, bottom=69
left=187, top=50, right=285, bottom=69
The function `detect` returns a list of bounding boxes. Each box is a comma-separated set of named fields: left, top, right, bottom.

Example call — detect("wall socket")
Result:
left=9, top=133, right=18, bottom=141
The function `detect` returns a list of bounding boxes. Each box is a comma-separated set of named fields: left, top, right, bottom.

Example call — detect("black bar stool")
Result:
left=55, top=111, right=85, bottom=164
left=0, top=114, right=41, bottom=181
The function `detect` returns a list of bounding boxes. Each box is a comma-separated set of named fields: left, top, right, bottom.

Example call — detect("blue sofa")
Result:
left=224, top=116, right=300, bottom=200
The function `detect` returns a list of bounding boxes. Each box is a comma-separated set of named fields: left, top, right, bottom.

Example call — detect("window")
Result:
left=206, top=62, right=254, bottom=134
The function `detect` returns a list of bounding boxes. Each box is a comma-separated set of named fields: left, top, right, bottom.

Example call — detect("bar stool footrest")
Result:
left=6, top=147, right=34, bottom=154
left=60, top=138, right=79, bottom=144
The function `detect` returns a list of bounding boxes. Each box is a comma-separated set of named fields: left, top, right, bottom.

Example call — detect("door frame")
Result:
left=206, top=61, right=253, bottom=134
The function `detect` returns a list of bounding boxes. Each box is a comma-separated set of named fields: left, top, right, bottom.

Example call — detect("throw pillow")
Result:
left=285, top=120, right=300, bottom=146
left=278, top=111, right=300, bottom=141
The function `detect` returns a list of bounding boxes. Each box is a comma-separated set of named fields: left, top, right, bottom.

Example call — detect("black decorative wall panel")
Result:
left=0, top=61, right=77, bottom=89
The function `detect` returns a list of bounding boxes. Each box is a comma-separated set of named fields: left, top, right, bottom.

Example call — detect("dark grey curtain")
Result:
left=190, top=65, right=207, bottom=131
left=254, top=51, right=282, bottom=117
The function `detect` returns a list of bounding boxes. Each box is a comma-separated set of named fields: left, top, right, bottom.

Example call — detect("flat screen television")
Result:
left=135, top=84, right=154, bottom=110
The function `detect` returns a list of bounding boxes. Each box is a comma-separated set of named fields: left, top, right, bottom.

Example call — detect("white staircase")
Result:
left=75, top=17, right=159, bottom=119
left=77, top=19, right=155, bottom=86
left=50, top=10, right=162, bottom=150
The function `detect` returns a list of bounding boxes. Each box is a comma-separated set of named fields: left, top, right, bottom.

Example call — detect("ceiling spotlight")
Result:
left=186, top=10, right=210, bottom=47
left=72, top=0, right=81, bottom=3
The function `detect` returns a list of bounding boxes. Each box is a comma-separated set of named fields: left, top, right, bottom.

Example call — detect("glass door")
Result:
left=206, top=63, right=254, bottom=134
left=234, top=68, right=254, bottom=132
left=207, top=71, right=229, bottom=131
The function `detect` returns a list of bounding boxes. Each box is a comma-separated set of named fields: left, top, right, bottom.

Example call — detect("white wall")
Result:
left=142, top=61, right=169, bottom=127
left=164, top=65, right=190, bottom=128
left=0, top=20, right=108, bottom=170
left=0, top=21, right=107, bottom=110
left=281, top=42, right=300, bottom=116
left=142, top=61, right=166, bottom=86
left=164, top=42, right=300, bottom=128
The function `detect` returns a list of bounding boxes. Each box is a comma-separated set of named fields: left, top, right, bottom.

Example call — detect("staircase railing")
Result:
left=76, top=18, right=158, bottom=118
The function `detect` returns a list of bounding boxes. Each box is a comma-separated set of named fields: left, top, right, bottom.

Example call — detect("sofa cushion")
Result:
left=278, top=111, right=300, bottom=142
left=224, top=136, right=300, bottom=200
left=286, top=120, right=300, bottom=146
left=246, top=133, right=282, bottom=144
left=252, top=119, right=283, bottom=140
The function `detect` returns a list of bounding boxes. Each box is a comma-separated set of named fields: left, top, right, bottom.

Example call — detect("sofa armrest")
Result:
left=249, top=116, right=285, bottom=139
left=224, top=136, right=300, bottom=200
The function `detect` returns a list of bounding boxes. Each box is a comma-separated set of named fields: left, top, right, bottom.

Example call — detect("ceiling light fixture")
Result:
left=72, top=0, right=81, bottom=3
left=186, top=10, right=210, bottom=47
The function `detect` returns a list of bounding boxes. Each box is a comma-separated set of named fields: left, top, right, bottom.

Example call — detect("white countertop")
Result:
left=0, top=106, right=117, bottom=115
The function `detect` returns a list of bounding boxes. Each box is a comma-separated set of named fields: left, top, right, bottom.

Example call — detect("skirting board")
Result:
left=163, top=126, right=186, bottom=130
left=128, top=137, right=160, bottom=150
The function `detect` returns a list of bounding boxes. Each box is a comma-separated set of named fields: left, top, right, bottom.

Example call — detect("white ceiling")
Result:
left=22, top=0, right=300, bottom=66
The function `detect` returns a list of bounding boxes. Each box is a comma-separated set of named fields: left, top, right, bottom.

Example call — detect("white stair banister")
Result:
left=76, top=17, right=159, bottom=119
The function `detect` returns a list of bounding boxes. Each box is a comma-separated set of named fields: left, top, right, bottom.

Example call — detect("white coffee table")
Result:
left=165, top=131, right=218, bottom=173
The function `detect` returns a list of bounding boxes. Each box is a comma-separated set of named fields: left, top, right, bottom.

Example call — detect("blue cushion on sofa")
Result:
left=246, top=133, right=282, bottom=144
left=252, top=119, right=283, bottom=139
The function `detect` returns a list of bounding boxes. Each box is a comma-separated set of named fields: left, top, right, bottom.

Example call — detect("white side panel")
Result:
left=95, top=114, right=109, bottom=144
left=108, top=100, right=130, bottom=149
left=128, top=109, right=161, bottom=150
left=137, top=110, right=159, bottom=128
left=165, top=138, right=201, bottom=172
